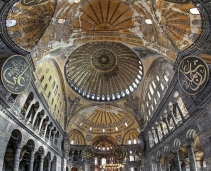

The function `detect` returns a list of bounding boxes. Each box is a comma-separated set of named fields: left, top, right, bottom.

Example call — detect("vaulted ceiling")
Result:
left=0, top=0, right=210, bottom=146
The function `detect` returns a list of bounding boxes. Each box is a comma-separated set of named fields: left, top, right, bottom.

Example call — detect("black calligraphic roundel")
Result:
left=81, top=148, right=94, bottom=161
left=178, top=56, right=209, bottom=95
left=114, top=147, right=127, bottom=160
left=1, top=55, right=31, bottom=94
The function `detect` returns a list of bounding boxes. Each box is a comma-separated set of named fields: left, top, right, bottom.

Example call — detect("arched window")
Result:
left=94, top=157, right=98, bottom=165
left=101, top=158, right=106, bottom=165
left=47, top=92, right=51, bottom=98
left=160, top=83, right=164, bottom=91
left=52, top=81, right=55, bottom=89
left=44, top=84, right=47, bottom=91
left=51, top=99, right=54, bottom=105
left=49, top=76, right=52, bottom=81
left=54, top=85, right=58, bottom=95
left=164, top=75, right=169, bottom=82
left=40, top=76, right=44, bottom=83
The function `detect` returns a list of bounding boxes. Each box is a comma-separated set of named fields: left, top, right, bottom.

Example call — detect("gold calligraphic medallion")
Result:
left=1, top=55, right=31, bottom=94
left=178, top=56, right=209, bottom=95
left=114, top=147, right=127, bottom=160
left=81, top=148, right=94, bottom=161
left=20, top=0, right=48, bottom=6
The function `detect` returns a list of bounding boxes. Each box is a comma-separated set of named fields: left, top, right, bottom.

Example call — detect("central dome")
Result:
left=65, top=42, right=143, bottom=101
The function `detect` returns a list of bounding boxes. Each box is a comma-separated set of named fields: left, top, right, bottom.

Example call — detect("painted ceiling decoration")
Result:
left=65, top=42, right=143, bottom=101
left=5, top=0, right=56, bottom=52
left=154, top=0, right=202, bottom=50
left=0, top=0, right=209, bottom=149
left=67, top=105, right=140, bottom=137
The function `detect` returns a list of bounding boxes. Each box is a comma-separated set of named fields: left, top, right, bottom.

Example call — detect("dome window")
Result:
left=164, top=75, right=169, bottom=82
left=145, top=19, right=153, bottom=24
left=58, top=19, right=66, bottom=24
left=125, top=122, right=128, bottom=127
left=190, top=7, right=200, bottom=15
left=156, top=75, right=160, bottom=81
left=6, top=20, right=17, bottom=27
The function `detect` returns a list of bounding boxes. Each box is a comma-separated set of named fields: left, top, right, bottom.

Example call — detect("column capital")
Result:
left=186, top=139, right=195, bottom=146
left=171, top=147, right=180, bottom=153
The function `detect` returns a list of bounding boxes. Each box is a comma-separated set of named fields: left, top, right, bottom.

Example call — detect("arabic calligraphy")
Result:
left=114, top=147, right=127, bottom=160
left=20, top=0, right=48, bottom=6
left=178, top=56, right=209, bottom=95
left=81, top=148, right=94, bottom=161
left=1, top=55, right=31, bottom=94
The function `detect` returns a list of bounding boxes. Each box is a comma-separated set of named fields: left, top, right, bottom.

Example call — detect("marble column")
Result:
left=52, top=130, right=57, bottom=146
left=159, top=121, right=165, bottom=137
left=151, top=129, right=156, bottom=144
left=175, top=103, right=185, bottom=121
left=164, top=156, right=170, bottom=171
left=200, top=157, right=204, bottom=171
left=157, top=160, right=162, bottom=171
left=38, top=115, right=45, bottom=134
left=186, top=140, right=197, bottom=171
left=85, top=163, right=91, bottom=171
left=43, top=121, right=50, bottom=138
left=31, top=109, right=41, bottom=127
left=155, top=125, right=160, bottom=142
left=173, top=149, right=182, bottom=171
left=163, top=116, right=171, bottom=133
left=39, top=155, right=44, bottom=171
left=47, top=158, right=51, bottom=171
left=24, top=101, right=35, bottom=119
left=28, top=151, right=34, bottom=171
left=168, top=103, right=177, bottom=126
left=13, top=142, right=22, bottom=171
left=48, top=126, right=53, bottom=140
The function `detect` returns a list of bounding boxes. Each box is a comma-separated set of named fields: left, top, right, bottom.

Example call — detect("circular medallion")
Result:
left=1, top=55, right=31, bottom=94
left=178, top=56, right=209, bottom=95
left=114, top=147, right=127, bottom=160
left=65, top=42, right=144, bottom=101
left=86, top=135, right=92, bottom=141
left=81, top=148, right=94, bottom=161
left=91, top=49, right=117, bottom=72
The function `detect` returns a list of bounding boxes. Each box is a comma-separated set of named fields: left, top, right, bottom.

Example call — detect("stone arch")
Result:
left=51, top=156, right=57, bottom=171
left=156, top=151, right=162, bottom=160
left=186, top=129, right=196, bottom=141
left=164, top=146, right=170, bottom=154
left=3, top=129, right=22, bottom=171
left=21, top=92, right=34, bottom=117
left=43, top=151, right=51, bottom=171
left=173, top=139, right=181, bottom=149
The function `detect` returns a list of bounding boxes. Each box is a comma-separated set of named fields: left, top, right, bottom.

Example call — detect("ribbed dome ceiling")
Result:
left=65, top=42, right=143, bottom=101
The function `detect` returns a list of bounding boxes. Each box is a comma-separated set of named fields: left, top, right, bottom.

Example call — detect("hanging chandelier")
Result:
left=100, top=163, right=124, bottom=170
